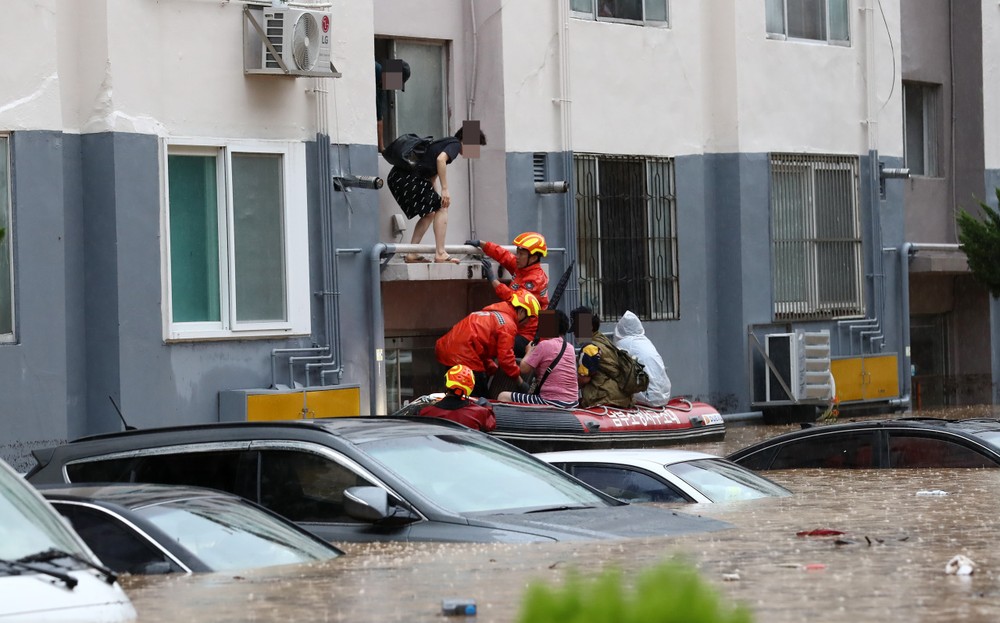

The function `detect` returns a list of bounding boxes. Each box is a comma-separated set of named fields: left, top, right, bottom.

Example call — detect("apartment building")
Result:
left=0, top=0, right=994, bottom=469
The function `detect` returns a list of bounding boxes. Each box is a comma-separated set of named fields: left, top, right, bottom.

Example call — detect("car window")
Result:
left=54, top=504, right=183, bottom=575
left=68, top=450, right=256, bottom=497
left=259, top=450, right=376, bottom=523
left=362, top=434, right=610, bottom=514
left=665, top=459, right=790, bottom=501
left=887, top=435, right=999, bottom=468
left=769, top=431, right=877, bottom=469
left=568, top=465, right=688, bottom=503
left=135, top=496, right=341, bottom=571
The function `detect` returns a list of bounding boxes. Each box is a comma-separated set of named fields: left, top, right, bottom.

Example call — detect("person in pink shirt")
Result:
left=497, top=310, right=579, bottom=409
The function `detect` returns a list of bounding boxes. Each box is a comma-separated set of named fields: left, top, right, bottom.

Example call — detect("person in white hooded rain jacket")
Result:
left=613, top=310, right=671, bottom=406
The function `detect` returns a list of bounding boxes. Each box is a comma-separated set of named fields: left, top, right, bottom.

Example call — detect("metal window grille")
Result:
left=574, top=154, right=678, bottom=321
left=770, top=153, right=864, bottom=320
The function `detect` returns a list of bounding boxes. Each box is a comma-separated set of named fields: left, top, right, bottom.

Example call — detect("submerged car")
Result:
left=0, top=457, right=136, bottom=622
left=39, top=483, right=343, bottom=575
left=26, top=417, right=730, bottom=544
left=536, top=449, right=791, bottom=503
left=728, top=418, right=1000, bottom=470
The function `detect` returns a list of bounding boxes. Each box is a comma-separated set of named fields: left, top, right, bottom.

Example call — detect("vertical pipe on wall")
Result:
left=556, top=0, right=579, bottom=312
left=466, top=0, right=480, bottom=239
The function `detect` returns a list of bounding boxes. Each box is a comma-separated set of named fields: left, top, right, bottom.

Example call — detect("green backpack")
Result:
left=613, top=344, right=650, bottom=395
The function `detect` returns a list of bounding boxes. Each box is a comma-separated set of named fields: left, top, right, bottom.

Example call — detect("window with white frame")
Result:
left=375, top=38, right=449, bottom=150
left=770, top=154, right=864, bottom=320
left=766, top=0, right=849, bottom=44
left=164, top=140, right=310, bottom=340
left=903, top=81, right=941, bottom=177
left=575, top=154, right=678, bottom=321
left=571, top=0, right=669, bottom=26
left=0, top=135, right=12, bottom=341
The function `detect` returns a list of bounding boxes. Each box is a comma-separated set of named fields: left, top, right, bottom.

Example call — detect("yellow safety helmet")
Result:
left=444, top=364, right=475, bottom=397
left=510, top=291, right=541, bottom=318
left=512, top=231, right=548, bottom=257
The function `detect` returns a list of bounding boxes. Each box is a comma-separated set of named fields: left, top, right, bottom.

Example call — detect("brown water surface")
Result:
left=121, top=406, right=1000, bottom=622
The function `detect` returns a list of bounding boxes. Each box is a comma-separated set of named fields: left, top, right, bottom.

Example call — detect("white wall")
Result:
left=4, top=0, right=375, bottom=144
left=498, top=0, right=903, bottom=158
left=983, top=0, right=1000, bottom=169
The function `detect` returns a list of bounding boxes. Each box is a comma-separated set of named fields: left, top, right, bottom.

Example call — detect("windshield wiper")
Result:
left=523, top=504, right=598, bottom=514
left=0, top=558, right=78, bottom=589
left=17, top=549, right=118, bottom=584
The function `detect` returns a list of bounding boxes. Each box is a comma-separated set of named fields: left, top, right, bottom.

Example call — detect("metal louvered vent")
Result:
left=532, top=153, right=547, bottom=183
left=264, top=12, right=284, bottom=68
left=291, top=11, right=320, bottom=70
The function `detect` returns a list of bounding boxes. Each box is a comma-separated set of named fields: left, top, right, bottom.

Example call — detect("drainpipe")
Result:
left=556, top=0, right=578, bottom=312
left=895, top=242, right=914, bottom=411
left=466, top=0, right=480, bottom=239
left=370, top=243, right=391, bottom=415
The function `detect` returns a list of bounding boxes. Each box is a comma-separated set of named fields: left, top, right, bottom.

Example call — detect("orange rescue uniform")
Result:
left=435, top=302, right=521, bottom=378
left=481, top=241, right=549, bottom=340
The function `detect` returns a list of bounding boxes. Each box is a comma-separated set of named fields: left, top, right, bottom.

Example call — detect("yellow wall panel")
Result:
left=832, top=358, right=865, bottom=402
left=246, top=387, right=361, bottom=421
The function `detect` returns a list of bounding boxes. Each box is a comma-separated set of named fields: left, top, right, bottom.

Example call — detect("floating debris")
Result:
left=796, top=529, right=845, bottom=537
left=916, top=490, right=949, bottom=496
left=944, top=555, right=975, bottom=576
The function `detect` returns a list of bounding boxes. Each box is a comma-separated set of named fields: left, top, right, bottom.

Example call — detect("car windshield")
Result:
left=362, top=434, right=611, bottom=514
left=135, top=497, right=341, bottom=571
left=0, top=464, right=90, bottom=562
left=666, top=459, right=791, bottom=502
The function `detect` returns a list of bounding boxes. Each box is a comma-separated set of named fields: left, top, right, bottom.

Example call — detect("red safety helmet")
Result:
left=510, top=291, right=540, bottom=318
left=444, top=364, right=475, bottom=397
left=512, top=231, right=548, bottom=257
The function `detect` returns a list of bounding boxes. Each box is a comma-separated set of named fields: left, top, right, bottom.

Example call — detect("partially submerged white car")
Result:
left=0, top=458, right=135, bottom=622
left=536, top=448, right=792, bottom=504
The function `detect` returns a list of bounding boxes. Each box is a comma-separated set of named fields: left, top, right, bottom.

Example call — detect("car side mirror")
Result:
left=343, top=486, right=418, bottom=526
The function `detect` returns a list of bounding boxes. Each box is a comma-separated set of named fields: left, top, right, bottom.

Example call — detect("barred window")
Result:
left=770, top=153, right=864, bottom=320
left=575, top=154, right=678, bottom=321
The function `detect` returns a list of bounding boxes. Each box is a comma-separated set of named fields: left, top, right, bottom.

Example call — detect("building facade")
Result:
left=0, top=0, right=996, bottom=470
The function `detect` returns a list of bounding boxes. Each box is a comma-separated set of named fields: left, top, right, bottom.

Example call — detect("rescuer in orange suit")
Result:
left=466, top=232, right=550, bottom=356
left=434, top=291, right=541, bottom=397
left=418, top=365, right=496, bottom=432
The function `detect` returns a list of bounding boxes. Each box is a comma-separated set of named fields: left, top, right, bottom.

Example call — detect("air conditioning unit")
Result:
left=765, top=333, right=797, bottom=402
left=764, top=330, right=833, bottom=402
left=243, top=7, right=340, bottom=77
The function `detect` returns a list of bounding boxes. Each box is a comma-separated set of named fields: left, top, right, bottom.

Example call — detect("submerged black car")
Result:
left=39, top=483, right=343, bottom=575
left=27, top=417, right=729, bottom=543
left=728, top=418, right=1000, bottom=470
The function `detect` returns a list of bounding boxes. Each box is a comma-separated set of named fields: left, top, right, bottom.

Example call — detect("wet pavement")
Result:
left=121, top=406, right=1000, bottom=622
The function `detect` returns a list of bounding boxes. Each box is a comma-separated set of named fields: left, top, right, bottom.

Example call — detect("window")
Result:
left=903, top=82, right=941, bottom=177
left=887, top=435, right=997, bottom=468
left=768, top=431, right=877, bottom=468
left=571, top=0, right=669, bottom=25
left=0, top=135, right=12, bottom=341
left=375, top=38, right=448, bottom=149
left=164, top=139, right=310, bottom=340
left=567, top=464, right=688, bottom=503
left=770, top=154, right=864, bottom=320
left=766, top=0, right=850, bottom=44
left=56, top=505, right=183, bottom=575
left=575, top=154, right=678, bottom=321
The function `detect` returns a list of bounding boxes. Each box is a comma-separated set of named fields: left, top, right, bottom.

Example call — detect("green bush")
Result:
left=957, top=190, right=1000, bottom=298
left=517, top=559, right=753, bottom=623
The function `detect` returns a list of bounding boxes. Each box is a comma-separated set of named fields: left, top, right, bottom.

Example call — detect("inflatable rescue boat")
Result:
left=399, top=396, right=725, bottom=452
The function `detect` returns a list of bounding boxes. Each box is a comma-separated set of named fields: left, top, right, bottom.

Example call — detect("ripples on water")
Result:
left=122, top=406, right=1000, bottom=622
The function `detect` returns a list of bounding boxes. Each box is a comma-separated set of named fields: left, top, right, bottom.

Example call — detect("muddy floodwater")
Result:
left=122, top=406, right=1000, bottom=622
